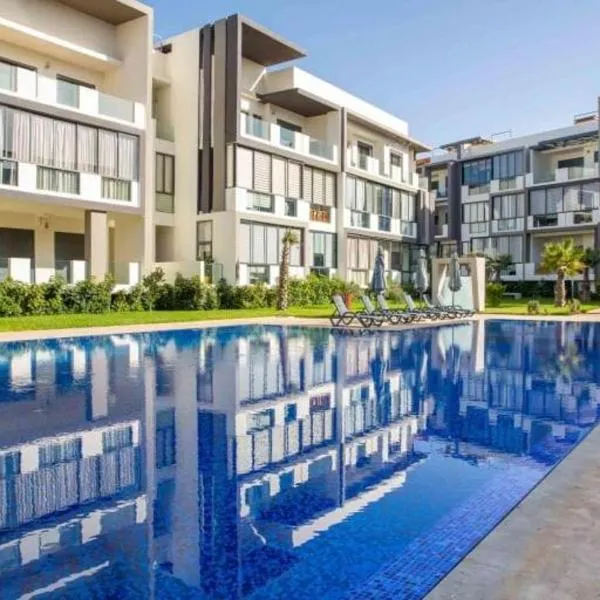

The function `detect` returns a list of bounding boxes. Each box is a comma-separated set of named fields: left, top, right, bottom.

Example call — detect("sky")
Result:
left=147, top=0, right=600, bottom=149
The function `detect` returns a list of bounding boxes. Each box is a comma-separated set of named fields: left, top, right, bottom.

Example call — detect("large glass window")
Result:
left=400, top=192, right=416, bottom=222
left=462, top=158, right=492, bottom=187
left=492, top=193, right=525, bottom=219
left=0, top=103, right=139, bottom=180
left=462, top=202, right=489, bottom=223
left=239, top=221, right=303, bottom=268
left=492, top=151, right=524, bottom=180
left=528, top=183, right=598, bottom=216
left=469, top=235, right=523, bottom=262
left=311, top=232, right=337, bottom=271
left=197, top=221, right=212, bottom=260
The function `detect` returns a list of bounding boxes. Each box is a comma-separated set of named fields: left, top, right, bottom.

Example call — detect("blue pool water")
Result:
left=0, top=320, right=598, bottom=599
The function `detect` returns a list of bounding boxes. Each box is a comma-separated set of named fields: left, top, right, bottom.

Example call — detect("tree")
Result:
left=487, top=254, right=514, bottom=283
left=277, top=230, right=299, bottom=310
left=580, top=248, right=600, bottom=302
left=539, top=239, right=584, bottom=307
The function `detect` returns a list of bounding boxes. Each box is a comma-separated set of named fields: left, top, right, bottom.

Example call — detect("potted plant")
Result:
left=333, top=280, right=360, bottom=308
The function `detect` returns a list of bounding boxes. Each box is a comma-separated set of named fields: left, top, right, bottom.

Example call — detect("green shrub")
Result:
left=173, top=274, right=205, bottom=310
left=568, top=299, right=582, bottom=314
left=486, top=282, right=506, bottom=307
left=142, top=268, right=166, bottom=310
left=23, top=283, right=46, bottom=315
left=127, top=283, right=152, bottom=311
left=41, top=277, right=66, bottom=314
left=155, top=282, right=175, bottom=311
left=235, top=284, right=271, bottom=309
left=216, top=279, right=237, bottom=309
left=0, top=286, right=22, bottom=317
left=111, top=290, right=132, bottom=312
left=64, top=276, right=113, bottom=314
left=527, top=299, right=541, bottom=315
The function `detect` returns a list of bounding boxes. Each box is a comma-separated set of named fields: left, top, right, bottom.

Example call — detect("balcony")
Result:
left=433, top=189, right=449, bottom=202
left=247, top=191, right=275, bottom=213
left=240, top=114, right=337, bottom=164
left=310, top=204, right=331, bottom=223
left=346, top=146, right=420, bottom=189
left=226, top=188, right=310, bottom=220
left=490, top=176, right=524, bottom=193
left=0, top=61, right=145, bottom=128
left=527, top=210, right=597, bottom=230
left=378, top=215, right=392, bottom=232
left=491, top=217, right=524, bottom=233
left=526, top=165, right=599, bottom=186
left=435, top=224, right=449, bottom=238
left=0, top=161, right=139, bottom=206
left=349, top=210, right=370, bottom=228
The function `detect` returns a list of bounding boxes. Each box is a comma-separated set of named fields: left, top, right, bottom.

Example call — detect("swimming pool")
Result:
left=0, top=320, right=598, bottom=599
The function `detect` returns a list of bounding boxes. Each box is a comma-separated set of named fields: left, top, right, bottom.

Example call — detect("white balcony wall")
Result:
left=435, top=224, right=449, bottom=238
left=239, top=113, right=337, bottom=165
left=225, top=187, right=310, bottom=223
left=527, top=212, right=596, bottom=230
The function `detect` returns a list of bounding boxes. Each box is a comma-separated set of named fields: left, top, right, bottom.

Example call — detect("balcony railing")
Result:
left=309, top=138, right=334, bottom=161
left=310, top=204, right=331, bottom=223
left=495, top=218, right=519, bottom=231
left=499, top=177, right=517, bottom=190
left=532, top=214, right=558, bottom=228
left=350, top=211, right=370, bottom=228
left=0, top=60, right=141, bottom=126
left=156, top=193, right=174, bottom=213
left=247, top=191, right=274, bottom=213
left=244, top=115, right=271, bottom=140
left=399, top=221, right=417, bottom=236
left=0, top=160, right=17, bottom=186
left=102, top=178, right=131, bottom=202
left=98, top=92, right=135, bottom=123
left=0, top=61, right=17, bottom=92
left=574, top=210, right=593, bottom=224
left=36, top=167, right=80, bottom=194
left=378, top=215, right=391, bottom=232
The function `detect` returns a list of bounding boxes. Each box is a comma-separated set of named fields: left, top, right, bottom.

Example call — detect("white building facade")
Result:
left=421, top=112, right=600, bottom=282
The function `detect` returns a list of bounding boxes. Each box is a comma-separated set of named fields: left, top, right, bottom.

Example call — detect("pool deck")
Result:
left=426, top=423, right=600, bottom=600
left=0, top=311, right=598, bottom=342
left=1, top=312, right=600, bottom=600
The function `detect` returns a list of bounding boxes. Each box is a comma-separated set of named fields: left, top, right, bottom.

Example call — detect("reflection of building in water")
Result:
left=0, top=336, right=148, bottom=599
left=428, top=321, right=600, bottom=459
left=150, top=326, right=431, bottom=599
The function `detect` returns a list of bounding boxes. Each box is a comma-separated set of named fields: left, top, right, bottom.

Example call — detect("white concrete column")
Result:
left=34, top=226, right=55, bottom=283
left=84, top=210, right=108, bottom=280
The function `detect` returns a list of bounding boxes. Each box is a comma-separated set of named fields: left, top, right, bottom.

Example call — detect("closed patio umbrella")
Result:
left=414, top=248, right=429, bottom=301
left=448, top=252, right=462, bottom=307
left=371, top=247, right=386, bottom=296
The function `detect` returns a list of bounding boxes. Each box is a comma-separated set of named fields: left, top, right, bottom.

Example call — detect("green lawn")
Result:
left=0, top=306, right=335, bottom=332
left=485, top=298, right=600, bottom=316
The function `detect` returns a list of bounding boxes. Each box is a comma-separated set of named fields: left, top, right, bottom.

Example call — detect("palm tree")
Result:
left=580, top=248, right=600, bottom=302
left=277, top=230, right=299, bottom=310
left=539, top=238, right=584, bottom=307
left=487, top=254, right=514, bottom=283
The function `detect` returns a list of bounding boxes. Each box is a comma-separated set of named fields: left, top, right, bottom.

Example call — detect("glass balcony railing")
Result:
left=309, top=138, right=334, bottom=161
left=279, top=127, right=296, bottom=148
left=102, top=178, right=131, bottom=202
left=533, top=214, right=558, bottom=228
left=499, top=177, right=517, bottom=190
left=0, top=61, right=17, bottom=92
left=350, top=211, right=370, bottom=228
left=400, top=221, right=416, bottom=236
left=56, top=79, right=80, bottom=108
left=0, top=160, right=17, bottom=186
left=156, top=193, right=174, bottom=213
left=496, top=218, right=519, bottom=231
left=247, top=191, right=274, bottom=213
left=98, top=92, right=134, bottom=123
left=378, top=215, right=391, bottom=232
left=574, top=210, right=593, bottom=224
left=245, top=115, right=270, bottom=140
left=37, top=167, right=80, bottom=194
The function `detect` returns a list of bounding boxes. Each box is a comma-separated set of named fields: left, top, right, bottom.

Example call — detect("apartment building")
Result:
left=420, top=111, right=600, bottom=281
left=0, top=0, right=153, bottom=287
left=151, top=15, right=431, bottom=287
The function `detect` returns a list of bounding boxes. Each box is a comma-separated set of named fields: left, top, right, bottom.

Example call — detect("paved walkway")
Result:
left=426, top=424, right=600, bottom=600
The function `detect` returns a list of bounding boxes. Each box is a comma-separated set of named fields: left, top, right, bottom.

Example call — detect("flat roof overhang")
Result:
left=348, top=112, right=431, bottom=152
left=439, top=136, right=493, bottom=151
left=533, top=131, right=599, bottom=151
left=241, top=17, right=306, bottom=66
left=55, top=0, right=149, bottom=25
left=258, top=88, right=338, bottom=117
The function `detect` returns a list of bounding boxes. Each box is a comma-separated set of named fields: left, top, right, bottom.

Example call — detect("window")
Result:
left=492, top=193, right=525, bottom=219
left=357, top=141, right=373, bottom=169
left=0, top=159, right=17, bottom=185
left=197, top=221, right=212, bottom=260
left=37, top=166, right=79, bottom=194
left=528, top=183, right=599, bottom=216
left=240, top=221, right=303, bottom=268
left=557, top=157, right=584, bottom=169
left=492, top=151, right=524, bottom=180
left=462, top=158, right=492, bottom=187
left=156, top=408, right=176, bottom=469
left=400, top=192, right=416, bottom=222
left=390, top=153, right=402, bottom=167
left=311, top=232, right=337, bottom=270
left=155, top=153, right=174, bottom=193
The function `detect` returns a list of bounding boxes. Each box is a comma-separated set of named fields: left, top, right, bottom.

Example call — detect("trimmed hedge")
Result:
left=0, top=270, right=369, bottom=317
